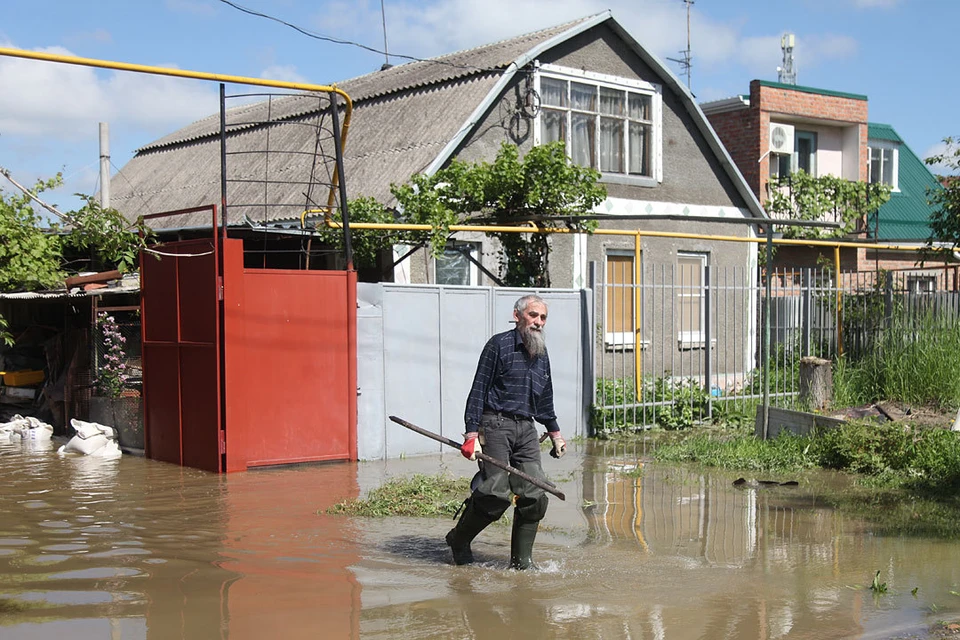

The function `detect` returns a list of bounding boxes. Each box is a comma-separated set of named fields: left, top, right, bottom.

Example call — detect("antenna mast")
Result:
left=778, top=33, right=797, bottom=84
left=380, top=0, right=392, bottom=70
left=667, top=0, right=694, bottom=90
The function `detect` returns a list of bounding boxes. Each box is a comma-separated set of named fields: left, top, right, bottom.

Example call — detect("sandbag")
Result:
left=59, top=418, right=118, bottom=456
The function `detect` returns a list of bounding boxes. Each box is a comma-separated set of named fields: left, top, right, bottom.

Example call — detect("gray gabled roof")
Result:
left=137, top=15, right=597, bottom=154
left=110, top=11, right=765, bottom=230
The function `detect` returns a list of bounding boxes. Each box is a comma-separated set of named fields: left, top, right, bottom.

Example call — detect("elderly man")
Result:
left=445, top=294, right=566, bottom=569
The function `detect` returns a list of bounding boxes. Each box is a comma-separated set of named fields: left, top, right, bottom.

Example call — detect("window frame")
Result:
left=905, top=275, right=936, bottom=295
left=868, top=140, right=900, bottom=191
left=794, top=130, right=818, bottom=176
left=676, top=252, right=707, bottom=349
left=604, top=250, right=637, bottom=350
left=535, top=63, right=663, bottom=187
left=434, top=242, right=481, bottom=286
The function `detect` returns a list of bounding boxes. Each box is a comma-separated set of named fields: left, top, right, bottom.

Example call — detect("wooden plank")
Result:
left=755, top=406, right=846, bottom=439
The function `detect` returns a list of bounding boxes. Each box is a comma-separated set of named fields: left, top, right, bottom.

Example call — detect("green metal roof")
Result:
left=868, top=122, right=943, bottom=242
left=757, top=80, right=868, bottom=102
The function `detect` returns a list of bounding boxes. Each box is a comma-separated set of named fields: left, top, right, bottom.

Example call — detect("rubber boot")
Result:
left=509, top=515, right=539, bottom=570
left=445, top=499, right=491, bottom=565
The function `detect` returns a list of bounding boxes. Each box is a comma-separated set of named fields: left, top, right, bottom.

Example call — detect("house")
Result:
left=109, top=11, right=767, bottom=379
left=702, top=80, right=955, bottom=290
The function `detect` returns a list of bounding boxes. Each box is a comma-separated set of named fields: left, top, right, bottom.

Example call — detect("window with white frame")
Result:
left=538, top=64, right=661, bottom=184
left=906, top=275, right=936, bottom=295
left=604, top=251, right=635, bottom=348
left=868, top=141, right=899, bottom=190
left=677, top=252, right=706, bottom=348
left=435, top=243, right=480, bottom=286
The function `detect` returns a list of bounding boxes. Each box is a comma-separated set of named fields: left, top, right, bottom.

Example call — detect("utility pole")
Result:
left=668, top=0, right=694, bottom=90
left=99, top=122, right=110, bottom=208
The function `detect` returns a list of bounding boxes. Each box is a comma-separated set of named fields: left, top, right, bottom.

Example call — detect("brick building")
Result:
left=702, top=80, right=956, bottom=290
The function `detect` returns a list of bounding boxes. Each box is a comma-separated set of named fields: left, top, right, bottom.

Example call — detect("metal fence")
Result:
left=593, top=264, right=960, bottom=434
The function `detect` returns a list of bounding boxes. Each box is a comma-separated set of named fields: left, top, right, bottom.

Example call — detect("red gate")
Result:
left=140, top=206, right=357, bottom=472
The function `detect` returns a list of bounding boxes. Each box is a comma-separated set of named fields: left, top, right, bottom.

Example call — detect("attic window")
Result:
left=868, top=140, right=899, bottom=191
left=536, top=63, right=661, bottom=186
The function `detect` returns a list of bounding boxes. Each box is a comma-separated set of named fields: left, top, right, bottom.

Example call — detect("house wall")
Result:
left=752, top=81, right=869, bottom=206
left=448, top=22, right=761, bottom=375
left=453, top=22, right=756, bottom=292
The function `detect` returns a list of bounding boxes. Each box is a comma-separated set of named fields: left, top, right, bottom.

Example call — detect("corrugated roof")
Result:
left=137, top=16, right=596, bottom=154
left=112, top=74, right=501, bottom=227
left=869, top=122, right=943, bottom=242
left=110, top=11, right=767, bottom=230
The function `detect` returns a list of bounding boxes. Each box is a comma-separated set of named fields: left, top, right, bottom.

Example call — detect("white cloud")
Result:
left=314, top=0, right=845, bottom=81
left=259, top=64, right=309, bottom=85
left=922, top=141, right=959, bottom=175
left=0, top=43, right=220, bottom=141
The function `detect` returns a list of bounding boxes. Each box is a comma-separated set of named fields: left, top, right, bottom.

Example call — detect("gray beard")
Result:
left=520, top=326, right=546, bottom=358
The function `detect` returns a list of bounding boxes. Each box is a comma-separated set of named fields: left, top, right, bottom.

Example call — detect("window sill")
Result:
left=604, top=337, right=650, bottom=352
left=677, top=337, right=716, bottom=351
left=600, top=173, right=658, bottom=188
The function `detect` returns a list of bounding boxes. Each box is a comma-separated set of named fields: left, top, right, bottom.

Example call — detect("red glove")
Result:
left=461, top=432, right=482, bottom=461
left=548, top=432, right=566, bottom=459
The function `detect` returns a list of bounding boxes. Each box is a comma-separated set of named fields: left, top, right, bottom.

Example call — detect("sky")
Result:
left=1, top=0, right=956, bottom=214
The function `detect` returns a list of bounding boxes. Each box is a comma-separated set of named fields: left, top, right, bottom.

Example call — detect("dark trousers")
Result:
left=471, top=413, right=549, bottom=523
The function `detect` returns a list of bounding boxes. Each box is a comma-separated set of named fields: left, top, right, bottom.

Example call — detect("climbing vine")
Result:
left=766, top=171, right=891, bottom=239
left=322, top=142, right=605, bottom=285
left=335, top=142, right=605, bottom=286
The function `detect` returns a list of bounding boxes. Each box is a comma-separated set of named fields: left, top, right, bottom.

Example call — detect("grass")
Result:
left=324, top=472, right=471, bottom=518
left=834, top=311, right=960, bottom=409
left=650, top=420, right=960, bottom=495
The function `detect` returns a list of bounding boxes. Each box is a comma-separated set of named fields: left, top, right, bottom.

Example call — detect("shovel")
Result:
left=389, top=415, right=566, bottom=501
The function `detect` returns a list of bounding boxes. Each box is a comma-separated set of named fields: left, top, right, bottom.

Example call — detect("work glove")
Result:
left=461, top=432, right=482, bottom=461
left=548, top=432, right=566, bottom=459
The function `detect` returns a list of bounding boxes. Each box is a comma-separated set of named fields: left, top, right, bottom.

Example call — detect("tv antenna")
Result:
left=667, top=0, right=694, bottom=90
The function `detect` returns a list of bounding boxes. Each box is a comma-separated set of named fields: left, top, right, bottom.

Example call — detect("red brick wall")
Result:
left=751, top=80, right=869, bottom=204
left=706, top=106, right=760, bottom=195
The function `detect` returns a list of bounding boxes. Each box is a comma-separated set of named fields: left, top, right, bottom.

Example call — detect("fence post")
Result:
left=801, top=268, right=812, bottom=357
left=704, top=265, right=712, bottom=420
left=883, top=270, right=894, bottom=326
left=762, top=225, right=773, bottom=439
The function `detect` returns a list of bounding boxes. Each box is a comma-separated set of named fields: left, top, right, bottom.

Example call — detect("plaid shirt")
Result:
left=464, top=328, right=559, bottom=433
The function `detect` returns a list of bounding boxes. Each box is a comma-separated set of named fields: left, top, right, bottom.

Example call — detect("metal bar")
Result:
left=704, top=264, right=712, bottom=420
left=762, top=227, right=773, bottom=439
left=329, top=92, right=353, bottom=271
left=388, top=416, right=566, bottom=501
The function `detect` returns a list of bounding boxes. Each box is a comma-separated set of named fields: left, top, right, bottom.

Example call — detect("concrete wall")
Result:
left=357, top=283, right=593, bottom=460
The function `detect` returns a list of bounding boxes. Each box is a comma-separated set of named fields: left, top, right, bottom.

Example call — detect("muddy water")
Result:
left=2, top=438, right=960, bottom=640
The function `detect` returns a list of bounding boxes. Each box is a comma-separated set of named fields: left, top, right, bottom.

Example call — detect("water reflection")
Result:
left=0, top=438, right=360, bottom=639
left=4, top=437, right=960, bottom=639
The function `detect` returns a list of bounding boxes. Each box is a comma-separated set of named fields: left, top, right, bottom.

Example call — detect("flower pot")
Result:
left=88, top=396, right=144, bottom=452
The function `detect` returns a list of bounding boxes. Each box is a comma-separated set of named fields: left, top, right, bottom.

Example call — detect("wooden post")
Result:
left=799, top=356, right=832, bottom=411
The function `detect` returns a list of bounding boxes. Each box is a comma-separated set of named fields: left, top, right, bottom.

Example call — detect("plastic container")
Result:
left=1, top=370, right=45, bottom=387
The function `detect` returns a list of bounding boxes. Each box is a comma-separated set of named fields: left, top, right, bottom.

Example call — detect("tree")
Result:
left=766, top=171, right=891, bottom=240
left=320, top=142, right=606, bottom=287
left=0, top=172, right=153, bottom=344
left=924, top=137, right=960, bottom=257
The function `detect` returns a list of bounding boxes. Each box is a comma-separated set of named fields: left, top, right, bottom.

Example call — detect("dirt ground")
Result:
left=827, top=401, right=960, bottom=430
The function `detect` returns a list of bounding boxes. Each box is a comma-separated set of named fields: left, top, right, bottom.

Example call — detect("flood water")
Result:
left=2, top=436, right=960, bottom=640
